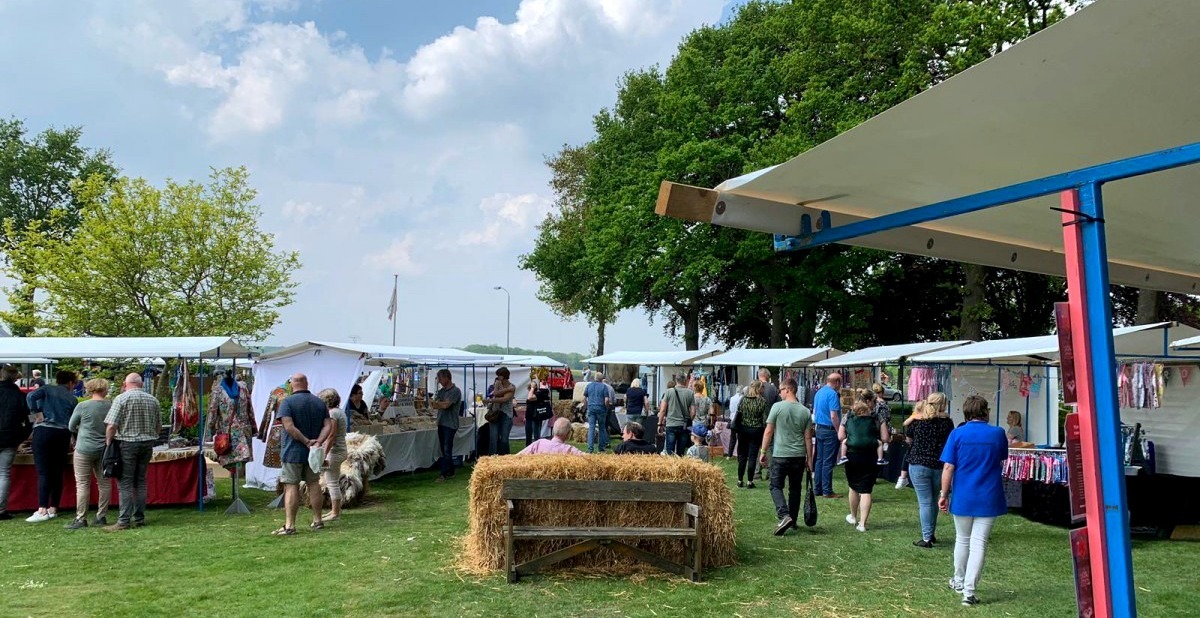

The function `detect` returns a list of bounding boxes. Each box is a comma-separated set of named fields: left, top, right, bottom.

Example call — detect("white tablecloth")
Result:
left=371, top=424, right=476, bottom=479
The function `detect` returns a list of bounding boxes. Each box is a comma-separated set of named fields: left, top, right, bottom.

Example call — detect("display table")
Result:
left=371, top=424, right=475, bottom=479
left=6, top=447, right=200, bottom=512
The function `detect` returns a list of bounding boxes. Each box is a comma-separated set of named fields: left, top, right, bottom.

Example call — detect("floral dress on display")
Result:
left=208, top=379, right=257, bottom=468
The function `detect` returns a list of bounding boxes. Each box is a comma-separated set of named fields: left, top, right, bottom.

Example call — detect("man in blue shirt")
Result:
left=811, top=373, right=843, bottom=498
left=583, top=372, right=612, bottom=452
left=275, top=373, right=331, bottom=535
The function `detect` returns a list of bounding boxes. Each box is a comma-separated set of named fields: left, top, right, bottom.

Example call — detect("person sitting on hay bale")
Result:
left=517, top=417, right=584, bottom=456
left=613, top=421, right=657, bottom=455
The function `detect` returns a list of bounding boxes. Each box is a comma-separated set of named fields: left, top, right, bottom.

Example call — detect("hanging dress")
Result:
left=208, top=379, right=257, bottom=468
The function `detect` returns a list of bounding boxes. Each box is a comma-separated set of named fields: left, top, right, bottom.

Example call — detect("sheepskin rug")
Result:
left=299, top=432, right=387, bottom=507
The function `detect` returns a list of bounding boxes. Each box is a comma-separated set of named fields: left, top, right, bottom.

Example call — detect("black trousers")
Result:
left=769, top=456, right=806, bottom=521
left=736, top=427, right=765, bottom=482
left=32, top=427, right=71, bottom=510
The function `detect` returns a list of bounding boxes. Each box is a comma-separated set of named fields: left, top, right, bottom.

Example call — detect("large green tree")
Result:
left=2, top=167, right=299, bottom=341
left=0, top=118, right=118, bottom=335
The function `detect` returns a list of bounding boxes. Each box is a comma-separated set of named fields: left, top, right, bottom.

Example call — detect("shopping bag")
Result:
left=803, top=469, right=818, bottom=527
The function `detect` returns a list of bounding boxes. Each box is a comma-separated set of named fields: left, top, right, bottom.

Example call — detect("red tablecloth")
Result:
left=6, top=452, right=200, bottom=512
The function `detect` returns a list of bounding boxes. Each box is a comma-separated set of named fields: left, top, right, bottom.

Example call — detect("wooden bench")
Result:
left=502, top=479, right=702, bottom=583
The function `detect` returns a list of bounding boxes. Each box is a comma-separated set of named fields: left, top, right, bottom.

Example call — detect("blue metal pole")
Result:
left=1078, top=181, right=1137, bottom=616
left=995, top=367, right=1003, bottom=426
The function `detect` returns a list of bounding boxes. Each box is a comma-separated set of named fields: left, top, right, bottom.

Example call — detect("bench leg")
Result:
left=515, top=539, right=602, bottom=577
left=505, top=527, right=517, bottom=583
left=692, top=534, right=703, bottom=582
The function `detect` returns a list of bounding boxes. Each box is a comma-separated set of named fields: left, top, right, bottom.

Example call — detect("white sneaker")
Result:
left=25, top=511, right=50, bottom=523
left=845, top=514, right=857, bottom=525
left=895, top=477, right=908, bottom=489
left=856, top=523, right=867, bottom=533
left=949, top=578, right=964, bottom=593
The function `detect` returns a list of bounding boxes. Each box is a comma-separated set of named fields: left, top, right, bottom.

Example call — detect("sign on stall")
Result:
left=1055, top=302, right=1077, bottom=404
left=1070, top=526, right=1096, bottom=618
left=1065, top=412, right=1086, bottom=523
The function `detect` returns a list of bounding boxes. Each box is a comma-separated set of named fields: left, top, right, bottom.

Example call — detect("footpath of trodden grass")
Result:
left=0, top=454, right=1197, bottom=618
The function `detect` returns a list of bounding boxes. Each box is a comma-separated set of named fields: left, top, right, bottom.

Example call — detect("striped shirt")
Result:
left=105, top=388, right=162, bottom=442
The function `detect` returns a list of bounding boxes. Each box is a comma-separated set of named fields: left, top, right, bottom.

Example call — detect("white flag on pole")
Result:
left=386, top=278, right=398, bottom=320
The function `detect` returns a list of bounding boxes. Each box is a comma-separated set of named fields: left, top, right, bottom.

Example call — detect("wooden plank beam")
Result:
left=655, top=181, right=718, bottom=223
left=512, top=526, right=696, bottom=539
left=514, top=540, right=602, bottom=576
left=502, top=480, right=692, bottom=503
left=608, top=540, right=689, bottom=578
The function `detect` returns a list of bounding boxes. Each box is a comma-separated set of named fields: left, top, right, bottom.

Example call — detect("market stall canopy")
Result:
left=655, top=0, right=1200, bottom=294
left=259, top=341, right=502, bottom=367
left=694, top=347, right=842, bottom=368
left=499, top=355, right=567, bottom=368
left=0, top=337, right=250, bottom=359
left=584, top=350, right=720, bottom=366
left=911, top=323, right=1200, bottom=364
left=811, top=341, right=970, bottom=368
left=0, top=358, right=55, bottom=364
left=1171, top=335, right=1200, bottom=353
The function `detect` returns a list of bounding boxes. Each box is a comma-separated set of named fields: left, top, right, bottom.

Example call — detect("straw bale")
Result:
left=570, top=422, right=588, bottom=444
left=460, top=454, right=735, bottom=576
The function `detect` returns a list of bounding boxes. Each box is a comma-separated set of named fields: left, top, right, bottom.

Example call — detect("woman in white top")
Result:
left=317, top=388, right=349, bottom=522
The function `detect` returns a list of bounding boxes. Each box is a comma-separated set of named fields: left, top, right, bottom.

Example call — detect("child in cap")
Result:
left=685, top=424, right=710, bottom=462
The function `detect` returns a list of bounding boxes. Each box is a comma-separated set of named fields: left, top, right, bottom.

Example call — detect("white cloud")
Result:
left=280, top=199, right=324, bottom=224
left=463, top=192, right=554, bottom=247
left=399, top=0, right=724, bottom=120
left=364, top=234, right=424, bottom=276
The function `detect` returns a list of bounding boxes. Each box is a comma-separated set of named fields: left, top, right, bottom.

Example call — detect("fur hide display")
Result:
left=299, top=432, right=387, bottom=507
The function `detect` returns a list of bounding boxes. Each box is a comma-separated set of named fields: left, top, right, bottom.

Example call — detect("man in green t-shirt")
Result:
left=657, top=375, right=696, bottom=456
left=760, top=378, right=814, bottom=535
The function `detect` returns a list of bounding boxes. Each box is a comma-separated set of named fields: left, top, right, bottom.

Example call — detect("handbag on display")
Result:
left=803, top=469, right=818, bottom=527
left=213, top=404, right=234, bottom=457
left=263, top=424, right=283, bottom=469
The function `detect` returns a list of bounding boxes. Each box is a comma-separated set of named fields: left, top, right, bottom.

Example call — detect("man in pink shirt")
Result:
left=517, top=417, right=585, bottom=456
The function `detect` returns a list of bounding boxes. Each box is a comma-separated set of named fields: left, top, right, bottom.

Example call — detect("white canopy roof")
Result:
left=1, top=358, right=55, bottom=364
left=1172, top=335, right=1200, bottom=352
left=811, top=341, right=971, bottom=368
left=500, top=355, right=567, bottom=368
left=584, top=349, right=720, bottom=366
left=912, top=323, right=1200, bottom=363
left=259, top=341, right=503, bottom=366
left=667, top=0, right=1200, bottom=294
left=695, top=347, right=841, bottom=368
left=0, top=337, right=250, bottom=359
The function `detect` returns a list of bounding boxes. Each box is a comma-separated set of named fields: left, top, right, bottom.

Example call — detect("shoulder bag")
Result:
left=102, top=441, right=123, bottom=479
left=803, top=469, right=818, bottom=527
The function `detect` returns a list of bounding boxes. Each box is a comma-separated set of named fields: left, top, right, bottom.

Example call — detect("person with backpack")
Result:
left=840, top=401, right=881, bottom=532
left=0, top=366, right=33, bottom=520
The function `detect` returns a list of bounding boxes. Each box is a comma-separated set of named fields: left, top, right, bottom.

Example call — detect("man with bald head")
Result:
left=275, top=373, right=332, bottom=535
left=104, top=373, right=163, bottom=531
left=811, top=372, right=844, bottom=499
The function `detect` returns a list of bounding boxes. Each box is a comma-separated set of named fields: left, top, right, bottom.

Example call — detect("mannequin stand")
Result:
left=225, top=464, right=251, bottom=515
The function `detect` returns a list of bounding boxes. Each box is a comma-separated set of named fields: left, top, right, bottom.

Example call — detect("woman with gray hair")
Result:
left=317, top=388, right=348, bottom=522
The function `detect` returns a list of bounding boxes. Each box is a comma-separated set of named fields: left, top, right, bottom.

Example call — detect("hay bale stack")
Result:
left=570, top=422, right=588, bottom=443
left=460, top=455, right=735, bottom=576
left=552, top=400, right=574, bottom=418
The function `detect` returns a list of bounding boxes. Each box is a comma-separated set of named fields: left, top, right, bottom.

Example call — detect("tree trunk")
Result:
left=1135, top=289, right=1162, bottom=325
left=683, top=303, right=700, bottom=351
left=788, top=313, right=816, bottom=349
left=959, top=264, right=987, bottom=341
left=770, top=295, right=786, bottom=348
left=595, top=320, right=607, bottom=357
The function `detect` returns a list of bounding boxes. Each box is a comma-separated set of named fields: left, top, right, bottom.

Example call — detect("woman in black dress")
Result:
left=840, top=401, right=881, bottom=532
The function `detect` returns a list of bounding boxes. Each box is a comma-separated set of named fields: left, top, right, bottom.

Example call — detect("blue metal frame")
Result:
left=775, top=141, right=1200, bottom=251
left=758, top=143, right=1200, bottom=617
left=1078, top=182, right=1136, bottom=616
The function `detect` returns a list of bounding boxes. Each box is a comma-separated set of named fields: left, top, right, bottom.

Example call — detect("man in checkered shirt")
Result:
left=104, top=373, right=163, bottom=531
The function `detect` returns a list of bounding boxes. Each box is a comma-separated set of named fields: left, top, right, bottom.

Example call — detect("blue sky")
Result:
left=0, top=0, right=735, bottom=353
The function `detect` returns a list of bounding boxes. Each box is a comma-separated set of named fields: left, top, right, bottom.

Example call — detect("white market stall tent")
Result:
left=0, top=336, right=251, bottom=359
left=247, top=342, right=511, bottom=490
left=584, top=349, right=721, bottom=401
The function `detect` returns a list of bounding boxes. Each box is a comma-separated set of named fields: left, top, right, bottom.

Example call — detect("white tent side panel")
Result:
left=947, top=365, right=1058, bottom=446
left=1120, top=368, right=1200, bottom=477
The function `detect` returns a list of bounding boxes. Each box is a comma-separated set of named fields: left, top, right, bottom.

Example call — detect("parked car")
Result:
left=881, top=384, right=903, bottom=402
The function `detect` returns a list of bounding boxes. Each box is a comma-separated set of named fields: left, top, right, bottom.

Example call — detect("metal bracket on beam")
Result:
left=1049, top=206, right=1104, bottom=226
left=776, top=210, right=831, bottom=252
left=774, top=234, right=803, bottom=252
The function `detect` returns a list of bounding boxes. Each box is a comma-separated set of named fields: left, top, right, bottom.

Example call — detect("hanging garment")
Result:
left=208, top=379, right=257, bottom=468
left=172, top=360, right=199, bottom=432
left=1002, top=450, right=1068, bottom=485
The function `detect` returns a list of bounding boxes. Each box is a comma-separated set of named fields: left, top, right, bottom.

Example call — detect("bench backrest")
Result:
left=502, top=479, right=692, bottom=503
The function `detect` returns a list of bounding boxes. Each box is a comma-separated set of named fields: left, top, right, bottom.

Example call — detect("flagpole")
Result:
left=391, top=274, right=398, bottom=346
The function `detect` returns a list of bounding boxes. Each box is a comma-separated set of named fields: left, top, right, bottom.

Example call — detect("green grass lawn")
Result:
left=1, top=455, right=1196, bottom=617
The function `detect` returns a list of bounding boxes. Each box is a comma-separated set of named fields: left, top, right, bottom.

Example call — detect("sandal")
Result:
left=322, top=513, right=340, bottom=522
left=271, top=527, right=296, bottom=536
left=310, top=521, right=324, bottom=530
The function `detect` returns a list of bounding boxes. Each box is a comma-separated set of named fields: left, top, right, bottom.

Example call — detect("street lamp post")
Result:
left=493, top=286, right=510, bottom=354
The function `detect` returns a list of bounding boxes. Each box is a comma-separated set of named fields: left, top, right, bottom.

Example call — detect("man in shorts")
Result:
left=274, top=373, right=332, bottom=535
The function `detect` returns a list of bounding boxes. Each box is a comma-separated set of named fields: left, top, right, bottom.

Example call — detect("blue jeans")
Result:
left=587, top=409, right=609, bottom=452
left=909, top=463, right=943, bottom=541
left=437, top=424, right=457, bottom=478
left=664, top=426, right=690, bottom=456
left=488, top=414, right=512, bottom=456
left=814, top=425, right=839, bottom=496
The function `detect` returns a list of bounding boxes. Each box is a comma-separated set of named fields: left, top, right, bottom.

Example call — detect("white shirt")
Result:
left=729, top=393, right=744, bottom=422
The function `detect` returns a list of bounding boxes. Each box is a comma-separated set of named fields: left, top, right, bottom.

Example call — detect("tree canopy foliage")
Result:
left=0, top=118, right=118, bottom=335
left=3, top=167, right=299, bottom=341
left=521, top=0, right=1189, bottom=352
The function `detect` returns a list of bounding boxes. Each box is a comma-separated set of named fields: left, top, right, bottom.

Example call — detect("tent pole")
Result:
left=197, top=352, right=205, bottom=512
left=995, top=367, right=1003, bottom=426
